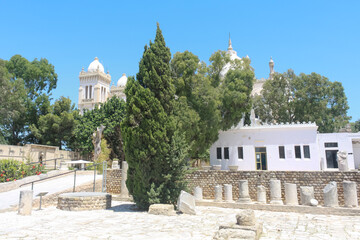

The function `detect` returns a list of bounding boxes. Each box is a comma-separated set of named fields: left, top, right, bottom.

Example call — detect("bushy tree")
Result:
left=171, top=50, right=253, bottom=159
left=70, top=96, right=126, bottom=161
left=122, top=24, right=189, bottom=210
left=30, top=96, right=77, bottom=149
left=0, top=60, right=27, bottom=144
left=253, top=70, right=350, bottom=132
left=0, top=55, right=58, bottom=144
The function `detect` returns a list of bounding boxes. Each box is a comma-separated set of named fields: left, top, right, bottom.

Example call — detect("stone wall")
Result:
left=57, top=193, right=112, bottom=211
left=186, top=170, right=360, bottom=206
left=106, top=169, right=360, bottom=206
left=0, top=143, right=81, bottom=166
left=106, top=169, right=122, bottom=194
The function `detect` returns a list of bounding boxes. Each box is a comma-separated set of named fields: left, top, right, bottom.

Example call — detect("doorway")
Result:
left=326, top=150, right=338, bottom=168
left=255, top=147, right=267, bottom=170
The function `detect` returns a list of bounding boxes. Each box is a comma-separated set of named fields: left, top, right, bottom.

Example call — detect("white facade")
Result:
left=78, top=57, right=127, bottom=114
left=210, top=122, right=360, bottom=171
left=210, top=123, right=321, bottom=171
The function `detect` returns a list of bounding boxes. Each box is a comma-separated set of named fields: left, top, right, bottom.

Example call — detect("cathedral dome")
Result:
left=117, top=73, right=127, bottom=87
left=88, top=57, right=105, bottom=73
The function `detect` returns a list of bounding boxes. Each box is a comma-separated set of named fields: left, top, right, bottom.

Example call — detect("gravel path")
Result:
left=0, top=201, right=359, bottom=240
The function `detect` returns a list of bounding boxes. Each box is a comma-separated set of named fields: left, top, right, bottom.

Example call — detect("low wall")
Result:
left=106, top=169, right=360, bottom=206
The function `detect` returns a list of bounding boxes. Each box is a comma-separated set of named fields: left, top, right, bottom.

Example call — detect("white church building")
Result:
left=78, top=57, right=128, bottom=114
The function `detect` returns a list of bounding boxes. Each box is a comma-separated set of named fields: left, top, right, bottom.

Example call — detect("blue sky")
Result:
left=1, top=1, right=359, bottom=120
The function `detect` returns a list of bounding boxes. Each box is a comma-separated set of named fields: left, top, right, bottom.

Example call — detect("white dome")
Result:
left=88, top=57, right=105, bottom=73
left=117, top=73, right=128, bottom=87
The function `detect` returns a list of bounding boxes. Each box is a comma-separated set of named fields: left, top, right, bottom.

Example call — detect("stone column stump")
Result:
left=224, top=184, right=233, bottom=202
left=285, top=183, right=298, bottom=206
left=194, top=186, right=203, bottom=201
left=323, top=181, right=339, bottom=207
left=269, top=179, right=283, bottom=205
left=237, top=180, right=252, bottom=203
left=300, top=186, right=316, bottom=206
left=343, top=181, right=358, bottom=208
left=256, top=185, right=266, bottom=204
left=214, top=185, right=223, bottom=202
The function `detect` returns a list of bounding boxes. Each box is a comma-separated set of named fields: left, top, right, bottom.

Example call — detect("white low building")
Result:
left=210, top=122, right=360, bottom=171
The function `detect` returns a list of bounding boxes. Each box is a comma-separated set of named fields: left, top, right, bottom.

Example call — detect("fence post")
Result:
left=93, top=165, right=96, bottom=192
left=73, top=170, right=77, bottom=192
left=54, top=159, right=57, bottom=170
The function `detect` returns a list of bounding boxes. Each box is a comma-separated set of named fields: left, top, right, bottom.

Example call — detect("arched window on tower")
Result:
left=85, top=86, right=88, bottom=99
left=89, top=85, right=92, bottom=99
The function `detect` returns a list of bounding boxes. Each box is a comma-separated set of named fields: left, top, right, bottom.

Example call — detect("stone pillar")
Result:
left=224, top=184, right=233, bottom=202
left=194, top=186, right=203, bottom=201
left=269, top=179, right=283, bottom=205
left=18, top=190, right=33, bottom=216
left=237, top=180, right=251, bottom=203
left=256, top=185, right=266, bottom=204
left=120, top=161, right=129, bottom=198
left=300, top=186, right=314, bottom=206
left=323, top=182, right=339, bottom=207
left=285, top=183, right=298, bottom=206
left=343, top=181, right=358, bottom=208
left=214, top=185, right=223, bottom=202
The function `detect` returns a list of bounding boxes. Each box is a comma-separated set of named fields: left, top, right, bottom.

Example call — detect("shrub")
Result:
left=0, top=159, right=46, bottom=182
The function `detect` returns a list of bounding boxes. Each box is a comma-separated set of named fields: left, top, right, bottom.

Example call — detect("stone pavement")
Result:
left=0, top=173, right=102, bottom=210
left=0, top=201, right=359, bottom=240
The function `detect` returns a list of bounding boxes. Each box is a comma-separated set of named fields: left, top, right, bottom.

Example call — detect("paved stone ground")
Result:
left=0, top=201, right=359, bottom=240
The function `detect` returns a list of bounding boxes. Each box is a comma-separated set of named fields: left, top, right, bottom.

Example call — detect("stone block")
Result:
left=236, top=209, right=255, bottom=226
left=177, top=190, right=196, bottom=215
left=148, top=204, right=176, bottom=216
left=18, top=190, right=33, bottom=216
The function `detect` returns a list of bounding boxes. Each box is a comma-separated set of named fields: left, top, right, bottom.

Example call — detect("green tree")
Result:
left=0, top=60, right=27, bottom=144
left=170, top=50, right=253, bottom=159
left=70, top=96, right=126, bottom=160
left=30, top=97, right=78, bottom=149
left=352, top=119, right=360, bottom=132
left=254, top=70, right=350, bottom=132
left=253, top=70, right=297, bottom=124
left=0, top=55, right=58, bottom=144
left=6, top=55, right=57, bottom=99
left=122, top=24, right=189, bottom=210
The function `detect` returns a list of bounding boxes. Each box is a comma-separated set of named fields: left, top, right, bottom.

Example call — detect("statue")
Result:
left=92, top=125, right=106, bottom=161
left=337, top=151, right=348, bottom=171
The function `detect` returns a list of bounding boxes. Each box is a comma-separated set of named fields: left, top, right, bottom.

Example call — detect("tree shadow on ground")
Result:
left=108, top=203, right=144, bottom=213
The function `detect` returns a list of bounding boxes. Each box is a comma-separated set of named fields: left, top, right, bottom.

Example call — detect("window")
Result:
left=216, top=147, right=222, bottom=159
left=303, top=145, right=310, bottom=158
left=238, top=147, right=243, bottom=159
left=224, top=147, right=229, bottom=159
left=89, top=85, right=92, bottom=99
left=325, top=142, right=338, bottom=148
left=85, top=86, right=88, bottom=99
left=279, top=146, right=285, bottom=159
left=295, top=146, right=301, bottom=158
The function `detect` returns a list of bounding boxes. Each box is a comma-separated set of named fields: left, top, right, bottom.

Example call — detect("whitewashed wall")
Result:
left=210, top=124, right=321, bottom=171
left=317, top=132, right=360, bottom=170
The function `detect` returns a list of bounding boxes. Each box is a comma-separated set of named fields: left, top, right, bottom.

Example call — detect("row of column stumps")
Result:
left=193, top=179, right=359, bottom=208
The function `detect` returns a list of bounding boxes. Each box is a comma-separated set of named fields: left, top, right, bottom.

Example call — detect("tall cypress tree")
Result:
left=122, top=23, right=188, bottom=210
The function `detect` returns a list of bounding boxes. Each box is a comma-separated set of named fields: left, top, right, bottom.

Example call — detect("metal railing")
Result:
left=19, top=161, right=108, bottom=193
left=25, top=157, right=64, bottom=170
